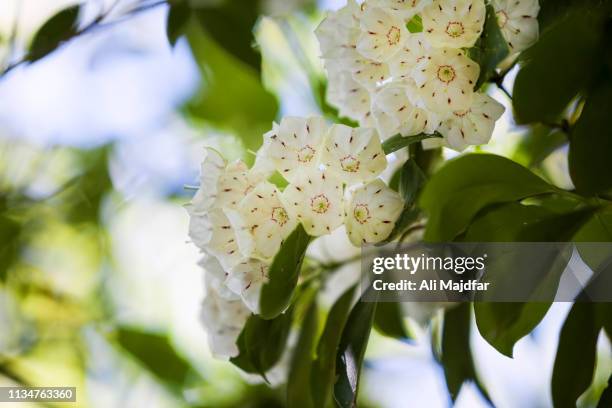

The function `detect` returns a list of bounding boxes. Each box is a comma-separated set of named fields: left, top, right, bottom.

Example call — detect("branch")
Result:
left=0, top=0, right=169, bottom=78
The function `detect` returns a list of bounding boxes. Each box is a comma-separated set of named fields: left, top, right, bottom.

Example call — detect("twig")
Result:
left=0, top=0, right=169, bottom=77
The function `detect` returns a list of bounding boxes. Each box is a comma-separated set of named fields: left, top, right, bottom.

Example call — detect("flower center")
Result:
left=340, top=155, right=360, bottom=173
left=271, top=207, right=289, bottom=226
left=496, top=10, right=508, bottom=28
left=437, top=65, right=456, bottom=83
left=310, top=194, right=330, bottom=214
left=445, top=21, right=465, bottom=38
left=297, top=145, right=315, bottom=163
left=386, top=26, right=401, bottom=46
left=453, top=109, right=469, bottom=118
left=353, top=204, right=371, bottom=224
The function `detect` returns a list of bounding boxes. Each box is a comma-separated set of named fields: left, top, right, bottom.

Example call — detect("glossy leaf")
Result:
left=420, top=154, right=555, bottom=242
left=382, top=133, right=441, bottom=155
left=116, top=328, right=198, bottom=388
left=28, top=5, right=80, bottom=62
left=468, top=4, right=509, bottom=89
left=166, top=1, right=192, bottom=47
left=287, top=299, right=318, bottom=408
left=569, top=80, right=612, bottom=195
left=441, top=304, right=491, bottom=402
left=333, top=298, right=377, bottom=408
left=474, top=302, right=551, bottom=358
left=311, top=285, right=356, bottom=408
left=512, top=125, right=567, bottom=168
left=513, top=9, right=605, bottom=124
left=598, top=375, right=612, bottom=408
left=194, top=0, right=263, bottom=73
left=380, top=159, right=426, bottom=244
left=260, top=224, right=312, bottom=319
left=373, top=302, right=411, bottom=340
left=231, top=309, right=294, bottom=378
left=552, top=303, right=601, bottom=408
left=185, top=21, right=278, bottom=154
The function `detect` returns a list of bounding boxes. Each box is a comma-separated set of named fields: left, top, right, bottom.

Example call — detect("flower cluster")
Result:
left=316, top=0, right=538, bottom=150
left=188, top=117, right=403, bottom=357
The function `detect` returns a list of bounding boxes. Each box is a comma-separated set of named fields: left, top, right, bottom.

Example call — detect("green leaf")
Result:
left=259, top=224, right=312, bottom=319
left=380, top=159, right=426, bottom=244
left=466, top=203, right=591, bottom=356
left=185, top=21, right=278, bottom=154
left=597, top=376, right=612, bottom=408
left=512, top=9, right=605, bottom=124
left=311, top=285, right=356, bottom=408
left=373, top=302, right=411, bottom=340
left=399, top=158, right=426, bottom=205
left=59, top=147, right=112, bottom=224
left=468, top=4, right=510, bottom=90
left=0, top=213, right=21, bottom=281
left=441, top=304, right=491, bottom=403
left=569, top=80, right=612, bottom=196
left=287, top=299, right=318, bottom=408
left=28, top=5, right=80, bottom=62
left=512, top=125, right=567, bottom=168
left=333, top=298, right=377, bottom=408
left=194, top=0, right=263, bottom=73
left=116, top=328, right=198, bottom=389
left=382, top=133, right=441, bottom=155
left=230, top=309, right=294, bottom=378
left=552, top=303, right=601, bottom=408
left=420, top=154, right=556, bottom=242
left=406, top=14, right=422, bottom=33
left=166, top=1, right=192, bottom=47
left=474, top=302, right=551, bottom=358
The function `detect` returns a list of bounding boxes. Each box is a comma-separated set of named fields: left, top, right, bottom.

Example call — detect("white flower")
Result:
left=226, top=181, right=296, bottom=261
left=327, top=70, right=374, bottom=125
left=438, top=93, right=505, bottom=151
left=422, top=0, right=486, bottom=48
left=315, top=0, right=361, bottom=63
left=322, top=124, right=387, bottom=183
left=200, top=256, right=237, bottom=300
left=412, top=47, right=479, bottom=114
left=200, top=279, right=251, bottom=358
left=189, top=209, right=244, bottom=270
left=262, top=116, right=329, bottom=182
left=191, top=147, right=264, bottom=212
left=226, top=258, right=270, bottom=313
left=492, top=0, right=539, bottom=53
left=351, top=58, right=391, bottom=90
left=251, top=125, right=279, bottom=177
left=282, top=168, right=344, bottom=236
left=369, top=0, right=433, bottom=19
left=371, top=82, right=442, bottom=138
left=357, top=7, right=408, bottom=62
left=345, top=179, right=404, bottom=246
left=388, top=33, right=431, bottom=82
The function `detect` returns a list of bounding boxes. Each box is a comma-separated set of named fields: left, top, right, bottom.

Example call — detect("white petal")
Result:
left=322, top=124, right=387, bottom=183
left=345, top=179, right=404, bottom=246
left=281, top=168, right=345, bottom=237
left=422, top=0, right=486, bottom=48
left=357, top=7, right=408, bottom=62
left=227, top=258, right=270, bottom=313
left=438, top=93, right=505, bottom=150
left=227, top=181, right=297, bottom=261
left=263, top=116, right=329, bottom=182
left=412, top=47, right=479, bottom=114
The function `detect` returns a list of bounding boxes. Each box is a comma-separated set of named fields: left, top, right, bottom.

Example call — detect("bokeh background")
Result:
left=0, top=1, right=609, bottom=407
